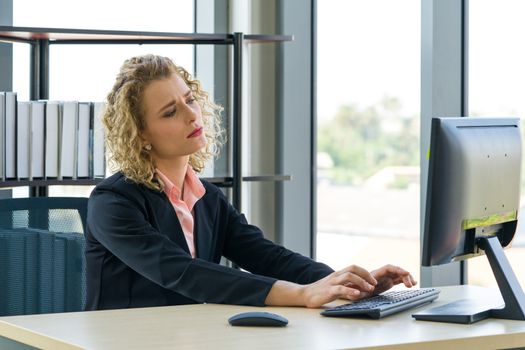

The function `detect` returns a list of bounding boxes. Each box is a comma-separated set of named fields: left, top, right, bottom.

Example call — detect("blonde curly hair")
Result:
left=103, top=54, right=224, bottom=191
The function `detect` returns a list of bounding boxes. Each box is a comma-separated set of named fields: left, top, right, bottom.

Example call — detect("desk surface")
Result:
left=1, top=285, right=525, bottom=350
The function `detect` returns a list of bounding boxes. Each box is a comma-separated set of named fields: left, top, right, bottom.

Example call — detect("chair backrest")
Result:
left=0, top=197, right=88, bottom=316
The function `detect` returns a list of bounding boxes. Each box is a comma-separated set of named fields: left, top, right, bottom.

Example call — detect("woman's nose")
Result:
left=183, top=104, right=199, bottom=122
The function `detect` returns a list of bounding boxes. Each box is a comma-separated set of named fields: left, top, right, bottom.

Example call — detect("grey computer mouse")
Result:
left=228, top=311, right=289, bottom=327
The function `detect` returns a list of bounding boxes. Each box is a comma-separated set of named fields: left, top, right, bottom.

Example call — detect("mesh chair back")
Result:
left=0, top=197, right=88, bottom=316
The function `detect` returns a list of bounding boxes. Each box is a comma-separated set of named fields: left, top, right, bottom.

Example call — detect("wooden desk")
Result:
left=1, top=285, right=525, bottom=350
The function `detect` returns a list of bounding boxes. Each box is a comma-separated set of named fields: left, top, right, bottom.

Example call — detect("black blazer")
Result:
left=85, top=172, right=334, bottom=310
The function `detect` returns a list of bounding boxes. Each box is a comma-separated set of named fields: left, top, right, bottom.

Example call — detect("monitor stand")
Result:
left=413, top=236, right=525, bottom=324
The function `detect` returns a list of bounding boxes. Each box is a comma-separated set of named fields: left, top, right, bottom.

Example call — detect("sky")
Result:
left=317, top=0, right=525, bottom=123
left=469, top=0, right=525, bottom=117
left=13, top=0, right=193, bottom=32
left=317, top=0, right=420, bottom=123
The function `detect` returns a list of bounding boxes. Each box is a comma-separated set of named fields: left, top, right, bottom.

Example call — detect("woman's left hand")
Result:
left=346, top=264, right=417, bottom=300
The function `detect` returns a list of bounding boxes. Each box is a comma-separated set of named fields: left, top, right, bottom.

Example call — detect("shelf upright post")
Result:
left=29, top=38, right=49, bottom=197
left=232, top=32, right=243, bottom=211
left=29, top=39, right=49, bottom=101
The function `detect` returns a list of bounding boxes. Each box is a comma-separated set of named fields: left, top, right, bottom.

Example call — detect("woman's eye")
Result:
left=164, top=109, right=176, bottom=117
left=187, top=97, right=196, bottom=104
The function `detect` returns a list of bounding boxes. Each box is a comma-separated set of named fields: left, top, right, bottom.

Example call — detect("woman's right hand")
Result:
left=299, top=265, right=378, bottom=308
left=264, top=264, right=378, bottom=308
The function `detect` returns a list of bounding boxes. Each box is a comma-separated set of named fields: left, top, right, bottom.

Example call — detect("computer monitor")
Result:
left=414, top=116, right=525, bottom=324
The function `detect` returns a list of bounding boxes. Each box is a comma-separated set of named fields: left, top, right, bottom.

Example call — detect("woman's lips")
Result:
left=187, top=127, right=203, bottom=138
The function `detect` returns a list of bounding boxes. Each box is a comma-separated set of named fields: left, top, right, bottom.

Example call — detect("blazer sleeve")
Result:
left=220, top=192, right=335, bottom=284
left=87, top=186, right=277, bottom=306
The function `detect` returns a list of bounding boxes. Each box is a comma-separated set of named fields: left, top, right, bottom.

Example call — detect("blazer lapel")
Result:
left=151, top=191, right=191, bottom=255
left=194, top=194, right=214, bottom=261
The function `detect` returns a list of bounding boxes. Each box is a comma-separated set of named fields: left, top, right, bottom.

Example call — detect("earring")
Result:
left=144, top=144, right=152, bottom=151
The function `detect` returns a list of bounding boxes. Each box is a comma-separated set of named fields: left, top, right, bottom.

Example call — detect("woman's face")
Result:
left=140, top=72, right=207, bottom=163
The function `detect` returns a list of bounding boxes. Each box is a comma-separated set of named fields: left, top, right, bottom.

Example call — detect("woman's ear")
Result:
left=139, top=132, right=152, bottom=151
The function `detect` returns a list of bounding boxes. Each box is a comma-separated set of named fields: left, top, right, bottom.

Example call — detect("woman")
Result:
left=85, top=54, right=416, bottom=311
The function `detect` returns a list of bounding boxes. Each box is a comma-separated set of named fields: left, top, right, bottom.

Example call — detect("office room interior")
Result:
left=2, top=0, right=525, bottom=348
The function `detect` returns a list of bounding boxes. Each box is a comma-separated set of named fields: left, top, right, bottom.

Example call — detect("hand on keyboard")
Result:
left=297, top=264, right=417, bottom=308
left=354, top=264, right=419, bottom=300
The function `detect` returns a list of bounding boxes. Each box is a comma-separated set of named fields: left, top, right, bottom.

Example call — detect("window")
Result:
left=13, top=0, right=195, bottom=100
left=12, top=0, right=194, bottom=198
left=468, top=0, right=525, bottom=287
left=316, top=0, right=421, bottom=280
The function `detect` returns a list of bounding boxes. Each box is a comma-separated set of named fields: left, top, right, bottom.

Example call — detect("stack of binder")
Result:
left=0, top=92, right=106, bottom=181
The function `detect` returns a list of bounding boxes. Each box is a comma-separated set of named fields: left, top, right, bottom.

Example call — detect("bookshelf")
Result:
left=0, top=26, right=292, bottom=209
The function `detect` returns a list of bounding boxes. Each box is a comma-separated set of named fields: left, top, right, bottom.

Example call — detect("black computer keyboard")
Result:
left=321, top=288, right=440, bottom=319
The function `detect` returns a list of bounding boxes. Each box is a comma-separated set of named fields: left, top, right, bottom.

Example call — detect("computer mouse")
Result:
left=228, top=311, right=289, bottom=327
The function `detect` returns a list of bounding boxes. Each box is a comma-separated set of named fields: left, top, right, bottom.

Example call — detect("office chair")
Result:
left=0, top=197, right=88, bottom=316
